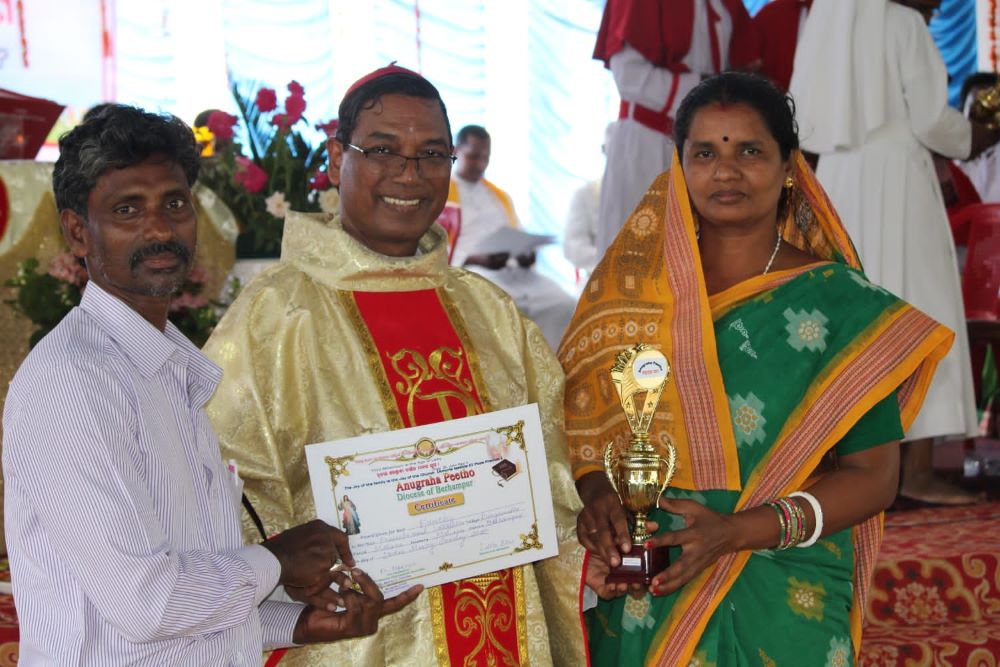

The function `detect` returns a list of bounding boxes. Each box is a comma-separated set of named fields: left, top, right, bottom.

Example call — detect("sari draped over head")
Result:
left=557, top=151, right=953, bottom=666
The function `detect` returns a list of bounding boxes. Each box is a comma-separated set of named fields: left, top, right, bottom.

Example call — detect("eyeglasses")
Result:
left=345, top=143, right=456, bottom=177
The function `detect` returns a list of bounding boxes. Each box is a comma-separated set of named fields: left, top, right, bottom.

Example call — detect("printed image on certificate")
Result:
left=304, top=404, right=558, bottom=597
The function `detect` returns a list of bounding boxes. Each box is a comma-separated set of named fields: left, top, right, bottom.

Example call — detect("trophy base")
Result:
left=605, top=544, right=670, bottom=585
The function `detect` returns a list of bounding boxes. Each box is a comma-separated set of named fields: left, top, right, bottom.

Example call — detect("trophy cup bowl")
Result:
left=603, top=344, right=677, bottom=585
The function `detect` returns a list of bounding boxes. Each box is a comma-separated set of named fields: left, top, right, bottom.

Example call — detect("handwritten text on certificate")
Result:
left=304, top=404, right=558, bottom=597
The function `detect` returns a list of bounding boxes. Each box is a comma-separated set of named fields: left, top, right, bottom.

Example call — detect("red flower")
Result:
left=316, top=119, right=339, bottom=137
left=206, top=111, right=238, bottom=141
left=234, top=156, right=268, bottom=194
left=284, top=93, right=306, bottom=123
left=255, top=87, right=277, bottom=112
left=272, top=113, right=291, bottom=131
left=287, top=80, right=305, bottom=98
left=310, top=168, right=331, bottom=191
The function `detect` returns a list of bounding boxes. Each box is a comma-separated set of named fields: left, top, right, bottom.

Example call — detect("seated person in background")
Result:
left=203, top=66, right=586, bottom=667
left=447, top=124, right=577, bottom=349
left=958, top=72, right=1000, bottom=203
left=563, top=177, right=601, bottom=275
left=2, top=104, right=391, bottom=664
left=563, top=72, right=954, bottom=666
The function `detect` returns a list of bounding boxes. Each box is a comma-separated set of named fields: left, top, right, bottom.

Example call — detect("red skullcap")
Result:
left=342, top=63, right=426, bottom=102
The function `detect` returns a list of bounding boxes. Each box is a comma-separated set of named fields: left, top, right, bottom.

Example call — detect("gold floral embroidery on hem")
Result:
left=429, top=586, right=452, bottom=667
left=514, top=567, right=528, bottom=665
left=428, top=569, right=529, bottom=667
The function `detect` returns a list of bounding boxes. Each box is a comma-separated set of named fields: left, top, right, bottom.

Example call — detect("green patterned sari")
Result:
left=588, top=263, right=909, bottom=667
left=559, top=153, right=953, bottom=666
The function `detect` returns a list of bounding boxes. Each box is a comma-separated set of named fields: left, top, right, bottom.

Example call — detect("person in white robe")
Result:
left=592, top=0, right=758, bottom=257
left=790, top=0, right=1000, bottom=503
left=448, top=125, right=576, bottom=350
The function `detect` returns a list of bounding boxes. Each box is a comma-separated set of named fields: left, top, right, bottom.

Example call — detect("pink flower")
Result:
left=287, top=80, right=305, bottom=98
left=310, top=168, right=331, bottom=191
left=170, top=291, right=209, bottom=312
left=316, top=118, right=339, bottom=137
left=207, top=111, right=238, bottom=141
left=233, top=156, right=268, bottom=194
left=255, top=88, right=277, bottom=112
left=48, top=252, right=89, bottom=286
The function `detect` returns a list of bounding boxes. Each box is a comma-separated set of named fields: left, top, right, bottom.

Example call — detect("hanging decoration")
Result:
left=414, top=0, right=424, bottom=73
left=100, top=0, right=116, bottom=101
left=991, top=0, right=998, bottom=71
left=16, top=0, right=27, bottom=67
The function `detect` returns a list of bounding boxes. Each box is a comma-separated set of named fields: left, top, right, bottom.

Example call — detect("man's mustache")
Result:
left=129, top=241, right=192, bottom=270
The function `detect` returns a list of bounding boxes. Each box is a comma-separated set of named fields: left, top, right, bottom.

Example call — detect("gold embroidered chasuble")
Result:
left=203, top=211, right=586, bottom=666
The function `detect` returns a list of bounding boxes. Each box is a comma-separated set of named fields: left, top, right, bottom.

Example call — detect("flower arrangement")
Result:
left=195, top=81, right=339, bottom=257
left=4, top=253, right=234, bottom=348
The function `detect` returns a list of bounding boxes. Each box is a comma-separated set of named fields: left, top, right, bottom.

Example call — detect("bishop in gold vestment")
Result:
left=203, top=209, right=586, bottom=666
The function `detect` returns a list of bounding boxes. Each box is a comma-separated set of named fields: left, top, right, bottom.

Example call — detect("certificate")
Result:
left=305, top=404, right=558, bottom=597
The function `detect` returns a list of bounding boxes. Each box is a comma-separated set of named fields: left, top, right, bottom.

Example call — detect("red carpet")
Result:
left=0, top=595, right=16, bottom=666
left=859, top=502, right=1000, bottom=666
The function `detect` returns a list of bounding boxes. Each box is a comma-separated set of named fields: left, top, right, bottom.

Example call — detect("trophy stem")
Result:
left=633, top=510, right=651, bottom=544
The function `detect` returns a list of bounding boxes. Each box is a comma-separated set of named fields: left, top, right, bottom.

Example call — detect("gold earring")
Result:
left=783, top=176, right=794, bottom=189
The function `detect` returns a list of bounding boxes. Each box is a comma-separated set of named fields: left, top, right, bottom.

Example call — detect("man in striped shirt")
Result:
left=2, top=105, right=418, bottom=665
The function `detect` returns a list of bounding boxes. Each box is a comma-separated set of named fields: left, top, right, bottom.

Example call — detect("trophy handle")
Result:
left=603, top=442, right=620, bottom=498
left=656, top=442, right=678, bottom=499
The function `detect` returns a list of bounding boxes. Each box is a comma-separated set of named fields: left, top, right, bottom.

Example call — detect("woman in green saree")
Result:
left=558, top=73, right=954, bottom=666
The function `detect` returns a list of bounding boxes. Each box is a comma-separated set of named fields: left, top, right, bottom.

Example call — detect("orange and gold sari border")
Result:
left=559, top=303, right=664, bottom=368
left=897, top=326, right=954, bottom=431
left=336, top=290, right=405, bottom=430
left=663, top=160, right=741, bottom=491
left=849, top=514, right=884, bottom=653
left=791, top=151, right=862, bottom=269
left=436, top=287, right=495, bottom=413
left=428, top=585, right=452, bottom=667
left=708, top=261, right=835, bottom=321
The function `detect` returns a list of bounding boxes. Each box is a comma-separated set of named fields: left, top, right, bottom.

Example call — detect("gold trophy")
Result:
left=970, top=83, right=1000, bottom=131
left=604, top=343, right=677, bottom=584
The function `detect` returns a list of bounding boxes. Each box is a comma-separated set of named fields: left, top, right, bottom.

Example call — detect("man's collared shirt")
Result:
left=3, top=282, right=302, bottom=665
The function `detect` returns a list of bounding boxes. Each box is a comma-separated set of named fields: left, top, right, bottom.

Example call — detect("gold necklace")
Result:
left=762, top=235, right=782, bottom=275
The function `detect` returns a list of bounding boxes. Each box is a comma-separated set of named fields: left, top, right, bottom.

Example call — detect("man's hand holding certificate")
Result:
left=305, top=404, right=558, bottom=597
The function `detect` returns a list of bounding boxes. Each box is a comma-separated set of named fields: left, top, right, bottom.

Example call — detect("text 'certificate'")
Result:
left=305, top=404, right=558, bottom=597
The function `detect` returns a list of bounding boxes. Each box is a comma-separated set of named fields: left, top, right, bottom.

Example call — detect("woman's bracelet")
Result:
left=767, top=500, right=790, bottom=549
left=789, top=490, right=824, bottom=548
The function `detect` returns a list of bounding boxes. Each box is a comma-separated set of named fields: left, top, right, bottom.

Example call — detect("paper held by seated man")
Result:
left=305, top=403, right=558, bottom=597
left=472, top=226, right=556, bottom=257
